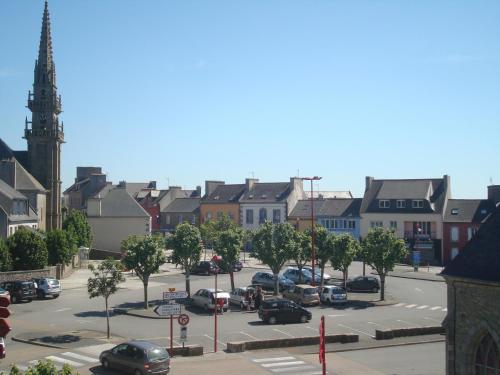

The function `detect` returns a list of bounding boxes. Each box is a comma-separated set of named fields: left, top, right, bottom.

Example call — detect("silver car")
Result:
left=191, top=288, right=230, bottom=312
left=229, top=287, right=256, bottom=309
left=320, top=285, right=347, bottom=305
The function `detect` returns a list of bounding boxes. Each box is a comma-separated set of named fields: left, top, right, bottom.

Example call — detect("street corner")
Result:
left=12, top=329, right=125, bottom=349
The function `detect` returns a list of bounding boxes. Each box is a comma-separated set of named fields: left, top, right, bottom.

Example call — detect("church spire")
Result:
left=36, top=0, right=55, bottom=86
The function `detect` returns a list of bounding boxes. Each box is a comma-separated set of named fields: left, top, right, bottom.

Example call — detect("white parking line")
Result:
left=367, top=321, right=390, bottom=329
left=430, top=306, right=442, bottom=311
left=253, top=356, right=296, bottom=363
left=261, top=361, right=306, bottom=368
left=46, top=356, right=83, bottom=367
left=305, top=326, right=319, bottom=332
left=271, top=365, right=316, bottom=373
left=394, top=303, right=406, bottom=307
left=417, top=305, right=429, bottom=310
left=405, top=304, right=418, bottom=308
left=240, top=331, right=259, bottom=340
left=203, top=334, right=225, bottom=347
left=337, top=323, right=374, bottom=338
left=327, top=314, right=348, bottom=317
left=54, top=307, right=72, bottom=313
left=424, top=317, right=442, bottom=323
left=61, top=352, right=98, bottom=363
left=396, top=319, right=422, bottom=327
left=273, top=328, right=295, bottom=338
left=442, top=308, right=448, bottom=312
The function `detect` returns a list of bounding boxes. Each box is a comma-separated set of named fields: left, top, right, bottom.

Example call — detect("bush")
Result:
left=62, top=210, right=92, bottom=248
left=7, top=360, right=77, bottom=374
left=7, top=228, right=48, bottom=270
left=0, top=238, right=12, bottom=271
left=46, top=229, right=77, bottom=265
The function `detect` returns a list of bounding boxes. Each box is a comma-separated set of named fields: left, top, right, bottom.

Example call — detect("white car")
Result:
left=229, top=287, right=256, bottom=309
left=320, top=285, right=347, bottom=305
left=191, top=288, right=230, bottom=312
left=34, top=277, right=62, bottom=299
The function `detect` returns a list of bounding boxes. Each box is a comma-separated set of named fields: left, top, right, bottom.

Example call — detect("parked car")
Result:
left=258, top=298, right=312, bottom=324
left=0, top=281, right=36, bottom=303
left=100, top=340, right=170, bottom=374
left=218, top=260, right=243, bottom=273
left=229, top=286, right=255, bottom=309
left=0, top=287, right=10, bottom=299
left=320, top=285, right=347, bottom=305
left=0, top=337, right=5, bottom=359
left=191, top=261, right=219, bottom=275
left=282, top=284, right=320, bottom=306
left=282, top=268, right=321, bottom=285
left=346, top=276, right=380, bottom=292
left=251, top=272, right=294, bottom=291
left=302, top=266, right=332, bottom=282
left=33, top=277, right=62, bottom=299
left=191, top=288, right=230, bottom=312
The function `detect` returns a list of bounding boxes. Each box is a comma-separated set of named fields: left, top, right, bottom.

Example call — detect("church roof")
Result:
left=442, top=204, right=500, bottom=283
left=12, top=158, right=46, bottom=192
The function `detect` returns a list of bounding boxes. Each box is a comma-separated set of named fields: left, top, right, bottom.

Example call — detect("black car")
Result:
left=100, top=340, right=170, bottom=374
left=258, top=298, right=312, bottom=324
left=0, top=280, right=36, bottom=303
left=345, top=276, right=380, bottom=292
left=218, top=260, right=243, bottom=273
left=191, top=261, right=219, bottom=275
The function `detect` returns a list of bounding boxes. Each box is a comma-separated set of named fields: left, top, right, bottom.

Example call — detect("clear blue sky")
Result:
left=1, top=0, right=499, bottom=198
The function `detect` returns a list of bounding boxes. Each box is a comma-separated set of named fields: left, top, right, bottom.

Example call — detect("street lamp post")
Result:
left=212, top=255, right=222, bottom=353
left=302, top=176, right=322, bottom=286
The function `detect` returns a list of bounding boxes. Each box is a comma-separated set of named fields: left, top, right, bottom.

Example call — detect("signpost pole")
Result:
left=170, top=314, right=173, bottom=351
left=214, top=270, right=218, bottom=353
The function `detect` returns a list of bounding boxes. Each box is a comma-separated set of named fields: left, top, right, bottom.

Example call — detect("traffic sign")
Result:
left=163, top=291, right=188, bottom=300
left=0, top=296, right=11, bottom=337
left=180, top=327, right=187, bottom=343
left=178, top=314, right=189, bottom=326
left=154, top=303, right=181, bottom=316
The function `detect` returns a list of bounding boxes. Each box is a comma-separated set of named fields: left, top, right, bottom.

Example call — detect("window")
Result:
left=273, top=209, right=281, bottom=223
left=348, top=220, right=356, bottom=229
left=467, top=227, right=478, bottom=241
left=370, top=221, right=383, bottom=228
left=451, top=208, right=459, bottom=215
left=379, top=200, right=390, bottom=208
left=191, top=215, right=196, bottom=224
left=390, top=221, right=397, bottom=230
left=206, top=212, right=212, bottom=220
left=259, top=208, right=267, bottom=224
left=165, top=215, right=171, bottom=225
left=451, top=248, right=459, bottom=260
left=474, top=333, right=500, bottom=375
left=412, top=200, right=424, bottom=208
left=451, top=226, right=459, bottom=242
left=397, top=200, right=406, bottom=208
left=246, top=209, right=253, bottom=224
left=178, top=214, right=183, bottom=223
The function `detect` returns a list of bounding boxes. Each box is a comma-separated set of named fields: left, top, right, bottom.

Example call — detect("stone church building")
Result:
left=0, top=1, right=64, bottom=231
left=442, top=203, right=500, bottom=374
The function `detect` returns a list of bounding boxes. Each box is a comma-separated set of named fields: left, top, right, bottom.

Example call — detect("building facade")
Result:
left=199, top=181, right=245, bottom=225
left=0, top=180, right=39, bottom=238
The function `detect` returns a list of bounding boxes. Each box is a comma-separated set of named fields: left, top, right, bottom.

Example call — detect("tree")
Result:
left=7, top=360, right=76, bottom=375
left=87, top=259, right=125, bottom=339
left=214, top=228, right=243, bottom=292
left=46, top=229, right=77, bottom=266
left=291, top=230, right=311, bottom=284
left=7, top=228, right=48, bottom=270
left=361, top=227, right=408, bottom=300
left=62, top=210, right=92, bottom=248
left=331, top=234, right=360, bottom=288
left=200, top=214, right=235, bottom=248
left=167, top=223, right=202, bottom=297
left=121, top=235, right=166, bottom=309
left=252, top=222, right=297, bottom=295
left=313, top=225, right=333, bottom=288
left=0, top=238, right=12, bottom=272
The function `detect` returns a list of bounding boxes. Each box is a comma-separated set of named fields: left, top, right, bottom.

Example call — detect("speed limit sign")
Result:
left=178, top=314, right=190, bottom=326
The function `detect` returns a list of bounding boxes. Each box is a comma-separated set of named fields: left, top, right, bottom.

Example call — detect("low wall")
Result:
left=0, top=267, right=57, bottom=282
left=166, top=345, right=203, bottom=357
left=375, top=326, right=445, bottom=340
left=226, top=333, right=358, bottom=353
left=90, top=248, right=121, bottom=260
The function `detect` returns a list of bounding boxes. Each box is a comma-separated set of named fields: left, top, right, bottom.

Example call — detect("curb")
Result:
left=324, top=337, right=446, bottom=354
left=113, top=308, right=166, bottom=319
left=386, top=273, right=444, bottom=283
left=11, top=336, right=67, bottom=349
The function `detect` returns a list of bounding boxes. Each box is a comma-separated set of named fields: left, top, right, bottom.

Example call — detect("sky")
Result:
left=0, top=0, right=499, bottom=198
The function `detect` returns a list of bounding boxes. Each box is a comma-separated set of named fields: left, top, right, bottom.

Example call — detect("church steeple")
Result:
left=24, top=0, right=64, bottom=231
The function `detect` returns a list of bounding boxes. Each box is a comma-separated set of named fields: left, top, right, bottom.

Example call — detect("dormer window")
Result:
left=397, top=200, right=406, bottom=208
left=451, top=208, right=459, bottom=215
left=379, top=200, right=390, bottom=208
left=412, top=200, right=424, bottom=208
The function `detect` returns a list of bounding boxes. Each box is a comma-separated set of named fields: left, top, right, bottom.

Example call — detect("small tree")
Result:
left=62, top=210, right=92, bottom=248
left=46, top=229, right=77, bottom=266
left=8, top=360, right=76, bottom=375
left=7, top=228, right=48, bottom=270
left=313, top=226, right=333, bottom=288
left=214, top=228, right=243, bottom=292
left=167, top=223, right=202, bottom=297
left=331, top=234, right=360, bottom=288
left=291, top=230, right=311, bottom=284
left=87, top=259, right=125, bottom=339
left=121, top=235, right=166, bottom=309
left=0, top=238, right=12, bottom=272
left=252, top=222, right=297, bottom=295
left=200, top=213, right=235, bottom=249
left=361, top=227, right=408, bottom=300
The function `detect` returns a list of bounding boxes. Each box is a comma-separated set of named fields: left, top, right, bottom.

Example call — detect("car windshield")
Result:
left=147, top=347, right=169, bottom=361
left=304, top=288, right=318, bottom=295
left=48, top=279, right=59, bottom=285
left=331, top=288, right=345, bottom=294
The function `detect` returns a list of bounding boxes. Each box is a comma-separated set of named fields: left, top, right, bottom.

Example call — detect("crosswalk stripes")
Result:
left=9, top=349, right=100, bottom=373
left=252, top=355, right=326, bottom=374
left=393, top=302, right=447, bottom=312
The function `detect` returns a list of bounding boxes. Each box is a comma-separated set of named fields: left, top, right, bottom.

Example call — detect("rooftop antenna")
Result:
left=249, top=171, right=255, bottom=178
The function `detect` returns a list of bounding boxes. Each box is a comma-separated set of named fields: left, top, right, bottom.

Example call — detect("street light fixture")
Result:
left=302, top=176, right=322, bottom=286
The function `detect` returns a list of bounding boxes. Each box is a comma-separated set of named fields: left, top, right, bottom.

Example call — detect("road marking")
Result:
left=417, top=305, right=429, bottom=309
left=424, top=317, right=442, bottom=323
left=46, top=356, right=83, bottom=367
left=240, top=331, right=259, bottom=340
left=414, top=288, right=423, bottom=292
left=442, top=308, right=447, bottom=312
left=271, top=365, right=316, bottom=373
left=367, top=321, right=390, bottom=329
left=337, top=323, right=374, bottom=338
left=405, top=304, right=418, bottom=308
left=305, top=325, right=319, bottom=332
left=394, top=303, right=406, bottom=307
left=430, top=306, right=442, bottom=311
left=272, top=328, right=295, bottom=338
left=327, top=314, right=347, bottom=317
left=203, top=334, right=225, bottom=347
left=261, top=361, right=307, bottom=368
left=54, top=307, right=72, bottom=313
left=62, top=352, right=99, bottom=363
left=253, top=356, right=296, bottom=363
left=77, top=319, right=91, bottom=324
left=396, top=319, right=422, bottom=327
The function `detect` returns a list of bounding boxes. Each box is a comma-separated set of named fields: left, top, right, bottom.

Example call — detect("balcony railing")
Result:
left=27, top=94, right=62, bottom=113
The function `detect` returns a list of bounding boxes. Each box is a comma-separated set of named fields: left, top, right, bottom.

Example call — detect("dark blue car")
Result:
left=251, top=272, right=294, bottom=291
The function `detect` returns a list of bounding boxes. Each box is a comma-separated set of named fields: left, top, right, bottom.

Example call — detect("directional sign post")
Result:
left=180, top=326, right=187, bottom=348
left=154, top=303, right=181, bottom=316
left=163, top=291, right=189, bottom=300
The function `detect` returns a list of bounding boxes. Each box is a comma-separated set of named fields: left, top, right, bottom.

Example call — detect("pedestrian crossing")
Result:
left=394, top=302, right=447, bottom=312
left=252, top=355, right=326, bottom=374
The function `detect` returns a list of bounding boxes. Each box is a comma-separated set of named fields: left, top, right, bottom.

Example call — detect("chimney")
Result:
left=365, top=176, right=374, bottom=192
left=89, top=173, right=106, bottom=194
left=488, top=185, right=500, bottom=205
left=0, top=160, right=16, bottom=188
left=290, top=177, right=303, bottom=192
left=443, top=174, right=451, bottom=199
left=246, top=178, right=259, bottom=191
left=195, top=186, right=202, bottom=197
left=148, top=181, right=157, bottom=189
left=205, top=180, right=224, bottom=197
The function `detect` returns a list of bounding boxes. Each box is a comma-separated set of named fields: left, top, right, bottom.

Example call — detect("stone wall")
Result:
left=0, top=267, right=57, bottom=282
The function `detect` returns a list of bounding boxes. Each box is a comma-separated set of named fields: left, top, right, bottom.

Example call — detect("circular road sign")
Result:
left=178, top=314, right=190, bottom=326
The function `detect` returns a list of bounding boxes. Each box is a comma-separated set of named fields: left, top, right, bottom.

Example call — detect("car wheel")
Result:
left=53, top=294, right=59, bottom=299
left=37, top=290, right=45, bottom=299
left=327, top=298, right=332, bottom=305
left=204, top=304, right=210, bottom=312
left=101, top=358, right=110, bottom=369
left=299, top=315, right=308, bottom=323
left=27, top=298, right=33, bottom=303
left=240, top=302, right=245, bottom=310
left=134, top=369, right=143, bottom=375
left=11, top=295, right=18, bottom=304
left=268, top=316, right=277, bottom=325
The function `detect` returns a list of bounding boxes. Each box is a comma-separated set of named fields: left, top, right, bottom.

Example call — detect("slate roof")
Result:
left=305, top=191, right=353, bottom=199
left=0, top=139, right=28, bottom=169
left=442, top=204, right=500, bottom=283
left=12, top=158, right=46, bottom=192
left=90, top=187, right=150, bottom=217
left=444, top=199, right=494, bottom=223
left=240, top=182, right=291, bottom=203
left=202, top=184, right=246, bottom=203
left=289, top=198, right=362, bottom=218
left=361, top=177, right=448, bottom=214
left=163, top=198, right=200, bottom=213
left=0, top=179, right=27, bottom=200
left=63, top=178, right=90, bottom=194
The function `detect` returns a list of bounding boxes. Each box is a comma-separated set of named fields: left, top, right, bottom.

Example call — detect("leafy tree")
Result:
left=121, top=235, right=166, bottom=309
left=291, top=230, right=311, bottom=284
left=200, top=214, right=235, bottom=248
left=331, top=234, right=360, bottom=288
left=252, top=222, right=297, bottom=295
left=7, top=228, right=48, bottom=270
left=214, top=228, right=243, bottom=292
left=361, top=227, right=408, bottom=300
left=0, top=238, right=12, bottom=271
left=62, top=210, right=92, bottom=248
left=87, top=259, right=125, bottom=339
left=312, top=225, right=333, bottom=288
left=7, top=360, right=76, bottom=375
left=166, top=223, right=202, bottom=297
left=46, top=229, right=77, bottom=266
